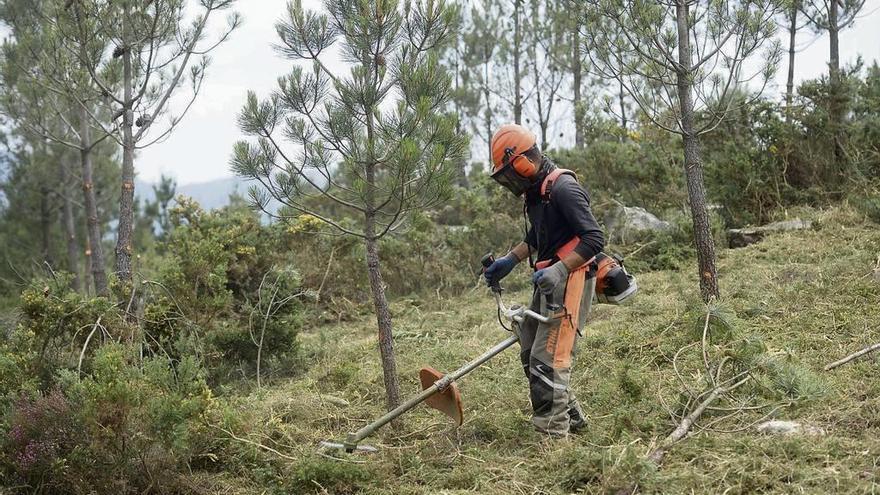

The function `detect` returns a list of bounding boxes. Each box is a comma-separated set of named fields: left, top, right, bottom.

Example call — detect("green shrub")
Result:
left=550, top=135, right=686, bottom=213
left=16, top=276, right=126, bottom=385
left=1, top=343, right=214, bottom=494
left=848, top=185, right=880, bottom=224
left=144, top=197, right=304, bottom=383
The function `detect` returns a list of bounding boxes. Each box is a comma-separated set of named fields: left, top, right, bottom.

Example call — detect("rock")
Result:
left=320, top=395, right=351, bottom=407
left=728, top=218, right=812, bottom=248
left=604, top=204, right=671, bottom=243
left=756, top=420, right=825, bottom=436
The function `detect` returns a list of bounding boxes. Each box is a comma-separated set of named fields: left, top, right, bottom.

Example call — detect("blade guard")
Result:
left=419, top=367, right=463, bottom=426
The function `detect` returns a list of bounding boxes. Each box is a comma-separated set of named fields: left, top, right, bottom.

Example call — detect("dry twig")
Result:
left=77, top=316, right=104, bottom=374
left=616, top=365, right=754, bottom=495
left=825, top=342, right=880, bottom=371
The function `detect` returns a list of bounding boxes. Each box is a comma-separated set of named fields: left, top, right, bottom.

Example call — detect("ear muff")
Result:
left=504, top=147, right=539, bottom=179
left=491, top=124, right=539, bottom=175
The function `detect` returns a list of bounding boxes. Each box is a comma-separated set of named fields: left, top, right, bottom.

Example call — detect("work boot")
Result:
left=568, top=401, right=586, bottom=433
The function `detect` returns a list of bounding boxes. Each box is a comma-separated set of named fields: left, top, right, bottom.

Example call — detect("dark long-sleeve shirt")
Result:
left=524, top=169, right=605, bottom=263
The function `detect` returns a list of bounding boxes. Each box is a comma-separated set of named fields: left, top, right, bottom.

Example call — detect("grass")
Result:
left=207, top=206, right=880, bottom=494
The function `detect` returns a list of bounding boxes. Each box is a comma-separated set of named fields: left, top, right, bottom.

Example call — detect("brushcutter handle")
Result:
left=480, top=252, right=495, bottom=269
left=481, top=252, right=503, bottom=293
left=483, top=254, right=556, bottom=324
left=493, top=291, right=553, bottom=324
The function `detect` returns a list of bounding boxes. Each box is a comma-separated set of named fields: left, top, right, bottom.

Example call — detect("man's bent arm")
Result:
left=559, top=251, right=588, bottom=272
left=508, top=242, right=586, bottom=271
left=509, top=242, right=532, bottom=262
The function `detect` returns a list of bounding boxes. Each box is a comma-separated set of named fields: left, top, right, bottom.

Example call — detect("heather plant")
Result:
left=1, top=343, right=214, bottom=494
left=2, top=389, right=77, bottom=487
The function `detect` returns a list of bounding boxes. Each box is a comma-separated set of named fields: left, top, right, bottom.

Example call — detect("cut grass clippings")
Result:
left=206, top=206, right=880, bottom=494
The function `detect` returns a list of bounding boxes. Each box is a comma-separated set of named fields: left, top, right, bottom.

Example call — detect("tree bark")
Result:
left=619, top=79, right=628, bottom=132
left=452, top=37, right=469, bottom=188
left=483, top=48, right=493, bottom=166
left=79, top=107, right=109, bottom=297
left=365, top=100, right=400, bottom=410
left=572, top=15, right=584, bottom=149
left=827, top=0, right=844, bottom=173
left=828, top=0, right=840, bottom=85
left=364, top=230, right=401, bottom=411
left=59, top=160, right=81, bottom=292
left=785, top=3, right=798, bottom=119
left=39, top=185, right=52, bottom=267
left=84, top=237, right=93, bottom=297
left=676, top=0, right=719, bottom=302
left=115, top=11, right=136, bottom=286
left=513, top=0, right=523, bottom=124
left=533, top=55, right=549, bottom=148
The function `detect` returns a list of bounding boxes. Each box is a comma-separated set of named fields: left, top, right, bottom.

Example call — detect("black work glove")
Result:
left=484, top=253, right=518, bottom=287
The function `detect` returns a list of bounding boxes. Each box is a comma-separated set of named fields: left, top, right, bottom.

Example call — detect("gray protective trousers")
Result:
left=519, top=271, right=597, bottom=435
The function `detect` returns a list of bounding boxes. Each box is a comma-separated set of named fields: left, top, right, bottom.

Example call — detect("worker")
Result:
left=483, top=124, right=605, bottom=437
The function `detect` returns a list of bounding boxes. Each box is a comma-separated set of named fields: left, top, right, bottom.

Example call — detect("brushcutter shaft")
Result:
left=344, top=335, right=520, bottom=452
left=338, top=290, right=558, bottom=452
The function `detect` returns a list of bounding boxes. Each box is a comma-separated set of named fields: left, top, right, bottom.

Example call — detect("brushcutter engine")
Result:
left=594, top=253, right=638, bottom=305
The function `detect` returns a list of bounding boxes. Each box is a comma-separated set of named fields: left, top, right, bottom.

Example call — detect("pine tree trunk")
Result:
left=533, top=56, right=549, bottom=148
left=827, top=0, right=844, bottom=174
left=572, top=17, right=584, bottom=149
left=79, top=108, right=109, bottom=297
left=364, top=229, right=401, bottom=411
left=452, top=38, right=468, bottom=187
left=785, top=4, right=797, bottom=119
left=84, top=237, right=93, bottom=297
left=115, top=13, right=135, bottom=285
left=483, top=51, right=493, bottom=166
left=40, top=185, right=52, bottom=267
left=513, top=0, right=523, bottom=125
left=676, top=0, right=719, bottom=302
left=619, top=79, right=628, bottom=132
left=365, top=110, right=400, bottom=410
left=59, top=160, right=81, bottom=292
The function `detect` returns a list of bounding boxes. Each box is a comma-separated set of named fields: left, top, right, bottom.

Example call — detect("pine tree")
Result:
left=524, top=0, right=568, bottom=150
left=63, top=0, right=240, bottom=287
left=0, top=0, right=116, bottom=295
left=801, top=0, right=865, bottom=169
left=585, top=0, right=782, bottom=301
left=232, top=0, right=467, bottom=410
left=461, top=0, right=502, bottom=166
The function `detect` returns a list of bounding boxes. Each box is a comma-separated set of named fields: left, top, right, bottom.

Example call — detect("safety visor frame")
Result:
left=490, top=153, right=533, bottom=197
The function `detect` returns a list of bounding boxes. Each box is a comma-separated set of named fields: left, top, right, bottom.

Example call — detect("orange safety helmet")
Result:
left=490, top=124, right=539, bottom=177
left=490, top=124, right=541, bottom=196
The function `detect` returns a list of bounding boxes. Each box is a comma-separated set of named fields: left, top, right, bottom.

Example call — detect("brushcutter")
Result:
left=318, top=253, right=558, bottom=454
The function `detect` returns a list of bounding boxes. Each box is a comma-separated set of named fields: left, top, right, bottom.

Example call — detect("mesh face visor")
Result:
left=490, top=162, right=533, bottom=197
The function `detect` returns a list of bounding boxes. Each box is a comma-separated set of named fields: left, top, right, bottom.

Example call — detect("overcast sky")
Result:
left=138, top=0, right=880, bottom=185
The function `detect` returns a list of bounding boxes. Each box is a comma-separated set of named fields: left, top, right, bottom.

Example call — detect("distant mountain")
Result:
left=136, top=171, right=324, bottom=213
left=136, top=176, right=255, bottom=211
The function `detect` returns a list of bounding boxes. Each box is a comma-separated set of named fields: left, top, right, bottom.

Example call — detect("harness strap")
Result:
left=551, top=262, right=588, bottom=369
left=535, top=237, right=594, bottom=270
left=536, top=236, right=597, bottom=369
left=540, top=168, right=577, bottom=202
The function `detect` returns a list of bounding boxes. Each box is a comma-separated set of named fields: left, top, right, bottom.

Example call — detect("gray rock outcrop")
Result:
left=604, top=204, right=671, bottom=243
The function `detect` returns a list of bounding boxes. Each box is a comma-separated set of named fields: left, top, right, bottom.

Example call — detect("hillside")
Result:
left=197, top=207, right=880, bottom=494
left=135, top=177, right=247, bottom=211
